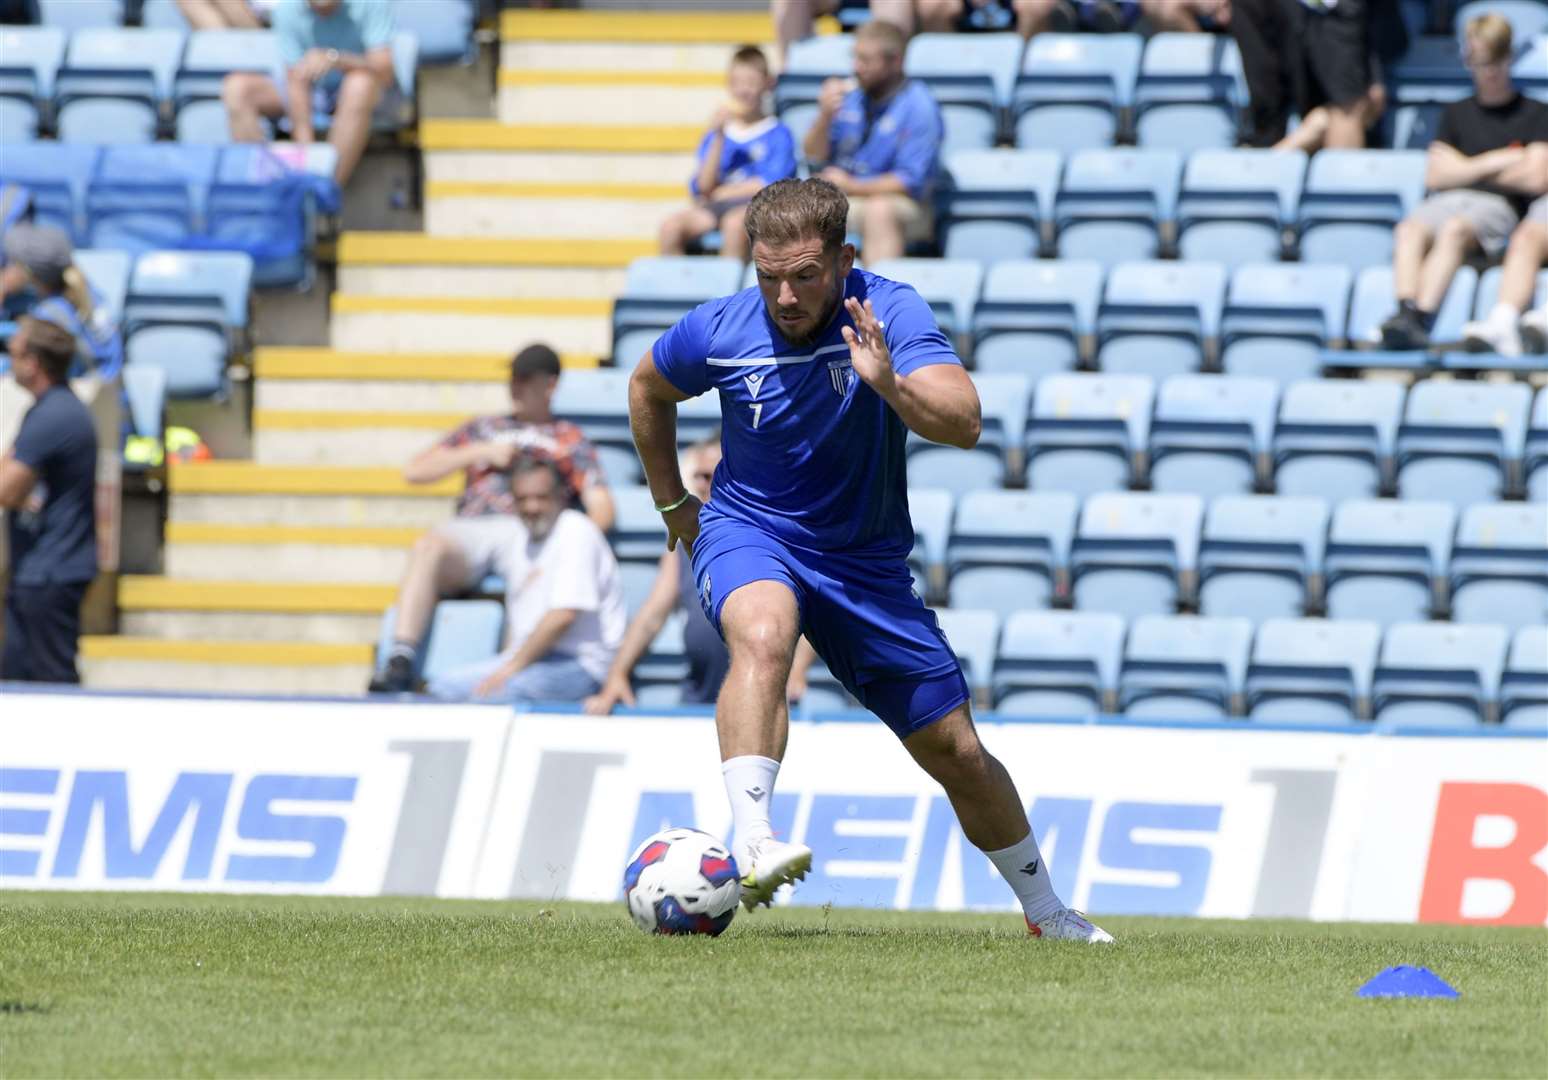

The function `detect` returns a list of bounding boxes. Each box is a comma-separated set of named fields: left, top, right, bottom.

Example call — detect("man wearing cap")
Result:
left=370, top=344, right=615, bottom=694
left=1, top=223, right=123, bottom=379
left=1, top=316, right=98, bottom=683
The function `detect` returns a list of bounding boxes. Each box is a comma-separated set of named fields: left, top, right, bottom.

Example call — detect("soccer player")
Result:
left=628, top=178, right=1114, bottom=943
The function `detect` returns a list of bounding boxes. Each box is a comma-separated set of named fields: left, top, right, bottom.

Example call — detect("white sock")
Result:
left=1489, top=301, right=1519, bottom=327
left=984, top=830, right=1064, bottom=924
left=721, top=755, right=779, bottom=867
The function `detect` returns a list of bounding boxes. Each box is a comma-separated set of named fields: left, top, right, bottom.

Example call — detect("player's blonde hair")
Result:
left=743, top=178, right=849, bottom=256
left=1465, top=11, right=1513, bottom=64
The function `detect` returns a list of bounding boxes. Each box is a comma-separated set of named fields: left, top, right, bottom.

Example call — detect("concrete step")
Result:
left=120, top=609, right=383, bottom=646
left=425, top=180, right=685, bottom=239
left=253, top=348, right=517, bottom=414
left=117, top=576, right=393, bottom=647
left=499, top=8, right=783, bottom=45
left=420, top=119, right=698, bottom=192
left=168, top=461, right=459, bottom=527
left=336, top=233, right=648, bottom=300
left=252, top=409, right=468, bottom=467
left=163, top=522, right=418, bottom=583
left=497, top=69, right=724, bottom=126
left=501, top=40, right=757, bottom=75
left=80, top=636, right=373, bottom=696
left=329, top=294, right=612, bottom=356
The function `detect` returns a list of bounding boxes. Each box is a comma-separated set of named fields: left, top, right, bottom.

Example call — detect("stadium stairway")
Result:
left=83, top=9, right=783, bottom=695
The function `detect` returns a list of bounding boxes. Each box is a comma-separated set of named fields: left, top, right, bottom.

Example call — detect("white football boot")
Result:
left=1026, top=908, right=1115, bottom=944
left=738, top=836, right=813, bottom=911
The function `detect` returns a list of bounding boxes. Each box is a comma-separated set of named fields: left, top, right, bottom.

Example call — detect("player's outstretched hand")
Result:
left=842, top=297, right=894, bottom=392
left=662, top=492, right=703, bottom=552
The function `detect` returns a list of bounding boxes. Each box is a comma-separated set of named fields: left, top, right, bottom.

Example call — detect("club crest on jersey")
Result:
left=743, top=372, right=765, bottom=400
left=827, top=359, right=853, bottom=396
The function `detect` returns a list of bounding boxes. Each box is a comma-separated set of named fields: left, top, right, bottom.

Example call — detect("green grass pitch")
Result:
left=2, top=891, right=1544, bottom=1077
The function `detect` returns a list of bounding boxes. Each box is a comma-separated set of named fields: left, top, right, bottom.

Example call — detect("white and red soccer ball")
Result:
left=623, top=827, right=742, bottom=935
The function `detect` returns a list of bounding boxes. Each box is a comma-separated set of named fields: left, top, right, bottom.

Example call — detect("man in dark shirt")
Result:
left=1378, top=12, right=1548, bottom=350
left=0, top=316, right=98, bottom=683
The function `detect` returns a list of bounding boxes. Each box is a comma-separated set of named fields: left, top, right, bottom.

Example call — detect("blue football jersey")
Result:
left=651, top=268, right=960, bottom=557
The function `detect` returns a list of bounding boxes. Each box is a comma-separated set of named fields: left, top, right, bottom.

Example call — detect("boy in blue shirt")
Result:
left=659, top=46, right=796, bottom=261
left=803, top=20, right=943, bottom=261
left=628, top=178, right=1114, bottom=943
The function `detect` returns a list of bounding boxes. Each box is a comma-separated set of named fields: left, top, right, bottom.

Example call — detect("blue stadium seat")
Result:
left=1384, top=35, right=1470, bottom=150
left=71, top=247, right=132, bottom=324
left=0, top=143, right=100, bottom=240
left=1273, top=378, right=1404, bottom=502
left=121, top=360, right=166, bottom=444
left=1373, top=621, right=1508, bottom=727
left=1054, top=148, right=1182, bottom=267
left=1220, top=262, right=1352, bottom=381
left=1472, top=264, right=1548, bottom=323
left=775, top=34, right=854, bottom=147
left=174, top=30, right=284, bottom=143
left=0, top=27, right=65, bottom=141
left=866, top=257, right=983, bottom=338
left=552, top=368, right=634, bottom=449
left=909, top=487, right=954, bottom=597
left=993, top=610, right=1125, bottom=717
left=1013, top=33, right=1142, bottom=152
left=1071, top=492, right=1203, bottom=619
left=1347, top=264, right=1478, bottom=348
left=1198, top=494, right=1327, bottom=622
left=1095, top=259, right=1225, bottom=376
left=1148, top=374, right=1277, bottom=497
left=594, top=444, right=641, bottom=487
left=618, top=560, right=660, bottom=618
left=933, top=607, right=999, bottom=699
left=87, top=144, right=218, bottom=254
left=374, top=600, right=505, bottom=689
left=123, top=250, right=252, bottom=399
left=938, top=148, right=1061, bottom=264
left=140, top=0, right=191, bottom=28
left=1119, top=614, right=1252, bottom=719
left=38, top=0, right=122, bottom=31
left=1501, top=626, right=1548, bottom=730
left=1527, top=388, right=1548, bottom=502
left=971, top=370, right=1032, bottom=464
left=1175, top=149, right=1305, bottom=269
left=1395, top=378, right=1531, bottom=505
left=904, top=32, right=1021, bottom=152
left=1448, top=502, right=1548, bottom=634
left=908, top=372, right=1028, bottom=492
left=1297, top=150, right=1427, bottom=272
left=1454, top=1, right=1548, bottom=42
left=633, top=614, right=689, bottom=706
left=206, top=143, right=338, bottom=288
left=1324, top=498, right=1455, bottom=626
left=1245, top=617, right=1379, bottom=723
left=1512, top=33, right=1548, bottom=96
left=395, top=0, right=477, bottom=65
left=128, top=249, right=252, bottom=329
left=1025, top=372, right=1153, bottom=495
left=56, top=27, right=185, bottom=145
left=612, top=256, right=744, bottom=365
left=970, top=258, right=1101, bottom=377
left=1132, top=33, right=1243, bottom=153
left=610, top=486, right=669, bottom=562
left=947, top=489, right=1077, bottom=618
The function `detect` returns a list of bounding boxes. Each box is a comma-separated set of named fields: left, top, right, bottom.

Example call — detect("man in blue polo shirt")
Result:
left=802, top=20, right=943, bottom=261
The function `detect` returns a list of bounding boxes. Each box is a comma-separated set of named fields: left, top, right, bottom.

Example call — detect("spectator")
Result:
left=429, top=459, right=627, bottom=705
left=659, top=46, right=796, bottom=261
left=1377, top=13, right=1548, bottom=350
left=1275, top=0, right=1385, bottom=153
left=221, top=0, right=395, bottom=187
left=1140, top=0, right=1229, bottom=32
left=369, top=344, right=614, bottom=694
left=176, top=0, right=276, bottom=29
left=1230, top=0, right=1290, bottom=146
left=775, top=1, right=915, bottom=65
left=1, top=224, right=123, bottom=380
left=915, top=0, right=1063, bottom=36
left=804, top=20, right=943, bottom=261
left=0, top=316, right=98, bottom=684
left=1461, top=201, right=1548, bottom=356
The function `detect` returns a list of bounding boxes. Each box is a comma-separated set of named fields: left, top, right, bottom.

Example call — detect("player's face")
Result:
left=509, top=373, right=556, bottom=421
left=512, top=468, right=563, bottom=540
left=752, top=237, right=854, bottom=348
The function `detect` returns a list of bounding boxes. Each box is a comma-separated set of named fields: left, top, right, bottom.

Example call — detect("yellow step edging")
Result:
left=499, top=69, right=726, bottom=88
left=425, top=181, right=684, bottom=200
left=253, top=409, right=472, bottom=431
left=330, top=295, right=612, bottom=318
left=118, top=577, right=397, bottom=613
left=165, top=522, right=426, bottom=547
left=254, top=348, right=600, bottom=379
left=500, top=9, right=780, bottom=43
left=80, top=637, right=374, bottom=666
left=338, top=233, right=654, bottom=268
left=420, top=119, right=702, bottom=152
left=169, top=462, right=462, bottom=497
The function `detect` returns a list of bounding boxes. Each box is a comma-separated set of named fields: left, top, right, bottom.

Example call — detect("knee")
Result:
left=336, top=69, right=384, bottom=113
left=863, top=195, right=899, bottom=232
left=908, top=720, right=984, bottom=781
left=1436, top=215, right=1476, bottom=248
left=221, top=72, right=261, bottom=110
left=1394, top=217, right=1429, bottom=247
left=409, top=530, right=452, bottom=566
left=728, top=619, right=796, bottom=673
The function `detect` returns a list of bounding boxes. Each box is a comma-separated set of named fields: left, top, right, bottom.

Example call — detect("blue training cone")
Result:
left=1356, top=965, right=1460, bottom=999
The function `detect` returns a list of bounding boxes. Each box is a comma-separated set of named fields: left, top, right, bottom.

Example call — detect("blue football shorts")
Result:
left=689, top=508, right=969, bottom=738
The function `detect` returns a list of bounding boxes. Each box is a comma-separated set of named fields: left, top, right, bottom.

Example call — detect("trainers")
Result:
left=1461, top=311, right=1523, bottom=357
left=1378, top=307, right=1430, bottom=351
left=1027, top=908, right=1115, bottom=944
left=1520, top=308, right=1548, bottom=354
left=368, top=654, right=416, bottom=694
left=738, top=837, right=813, bottom=911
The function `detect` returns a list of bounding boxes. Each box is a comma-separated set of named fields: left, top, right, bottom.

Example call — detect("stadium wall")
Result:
left=2, top=692, right=1544, bottom=927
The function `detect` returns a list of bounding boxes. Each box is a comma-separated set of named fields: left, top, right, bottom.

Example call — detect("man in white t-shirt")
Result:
left=428, top=459, right=626, bottom=705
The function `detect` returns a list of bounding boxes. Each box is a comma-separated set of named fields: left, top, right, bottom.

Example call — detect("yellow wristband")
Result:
left=654, top=492, right=692, bottom=514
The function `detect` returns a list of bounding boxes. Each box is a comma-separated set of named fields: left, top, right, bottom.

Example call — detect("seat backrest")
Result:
left=622, top=256, right=744, bottom=301
left=1474, top=264, right=1548, bottom=317
left=1301, top=149, right=1427, bottom=214
left=1404, top=379, right=1532, bottom=457
left=906, top=32, right=1023, bottom=104
left=1348, top=264, right=1477, bottom=343
left=784, top=33, right=855, bottom=75
left=908, top=487, right=954, bottom=569
left=141, top=0, right=189, bottom=28
left=1381, top=620, right=1508, bottom=687
left=96, top=142, right=219, bottom=190
left=970, top=371, right=1031, bottom=448
left=610, top=485, right=668, bottom=550
left=1511, top=32, right=1548, bottom=92
left=953, top=489, right=1079, bottom=560
left=0, top=26, right=67, bottom=99
left=1181, top=148, right=1306, bottom=224
left=38, top=0, right=122, bottom=31
left=1021, top=33, right=1144, bottom=106
left=1033, top=371, right=1156, bottom=447
left=1330, top=498, right=1457, bottom=568
left=1509, top=625, right=1548, bottom=674
left=421, top=599, right=506, bottom=683
left=1536, top=387, right=1548, bottom=433
left=1253, top=617, right=1381, bottom=695
left=1138, top=32, right=1244, bottom=98
left=65, top=27, right=186, bottom=101
left=1226, top=262, right=1352, bottom=339
left=72, top=247, right=132, bottom=321
left=980, top=258, right=1103, bottom=335
left=868, top=257, right=984, bottom=331
left=1156, top=374, right=1278, bottom=451
left=1205, top=494, right=1330, bottom=570
left=130, top=250, right=253, bottom=328
left=1103, top=259, right=1227, bottom=337
left=121, top=361, right=167, bottom=440
left=933, top=607, right=1000, bottom=690
left=1079, top=492, right=1204, bottom=569
left=1061, top=147, right=1184, bottom=221
left=1455, top=501, right=1548, bottom=551
left=999, top=609, right=1126, bottom=688
left=1279, top=378, right=1406, bottom=453
left=550, top=368, right=634, bottom=419
left=1126, top=613, right=1253, bottom=687
left=179, top=28, right=283, bottom=78
left=943, top=148, right=1062, bottom=216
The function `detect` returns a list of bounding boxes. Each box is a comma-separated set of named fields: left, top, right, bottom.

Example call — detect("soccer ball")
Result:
left=623, top=827, right=742, bottom=936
